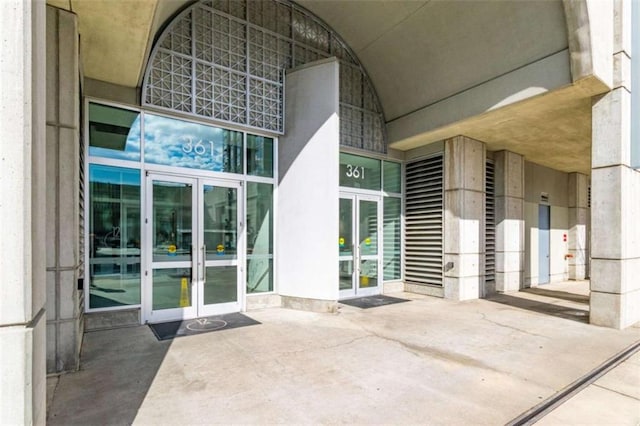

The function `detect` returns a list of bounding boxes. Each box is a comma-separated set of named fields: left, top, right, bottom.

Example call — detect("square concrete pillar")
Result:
left=493, top=151, right=525, bottom=293
left=0, top=0, right=47, bottom=424
left=591, top=84, right=640, bottom=328
left=567, top=172, right=589, bottom=280
left=444, top=136, right=486, bottom=300
left=45, top=6, right=82, bottom=373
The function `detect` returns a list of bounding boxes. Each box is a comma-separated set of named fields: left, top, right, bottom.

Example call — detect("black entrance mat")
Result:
left=149, top=312, right=260, bottom=341
left=339, top=294, right=410, bottom=309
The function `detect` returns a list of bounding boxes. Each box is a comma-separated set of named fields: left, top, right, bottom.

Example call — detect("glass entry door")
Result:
left=339, top=193, right=381, bottom=299
left=145, top=173, right=242, bottom=323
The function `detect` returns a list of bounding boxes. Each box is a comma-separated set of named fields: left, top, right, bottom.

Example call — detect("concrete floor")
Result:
left=47, top=281, right=640, bottom=425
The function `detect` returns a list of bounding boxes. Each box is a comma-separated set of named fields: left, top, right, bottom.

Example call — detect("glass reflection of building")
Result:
left=89, top=165, right=141, bottom=308
left=87, top=102, right=277, bottom=310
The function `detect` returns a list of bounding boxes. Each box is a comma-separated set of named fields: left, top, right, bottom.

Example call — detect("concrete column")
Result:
left=0, top=1, right=47, bottom=424
left=567, top=173, right=589, bottom=280
left=493, top=151, right=525, bottom=292
left=277, top=59, right=340, bottom=312
left=590, top=0, right=640, bottom=328
left=45, top=6, right=82, bottom=373
left=444, top=136, right=486, bottom=300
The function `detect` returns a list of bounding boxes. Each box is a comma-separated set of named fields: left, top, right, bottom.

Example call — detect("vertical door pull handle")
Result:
left=202, top=245, right=206, bottom=282
left=191, top=244, right=196, bottom=283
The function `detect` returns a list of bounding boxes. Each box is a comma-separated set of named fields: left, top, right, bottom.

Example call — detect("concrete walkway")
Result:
left=47, top=281, right=640, bottom=425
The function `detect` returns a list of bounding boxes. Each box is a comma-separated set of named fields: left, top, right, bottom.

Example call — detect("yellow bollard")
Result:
left=179, top=277, right=190, bottom=307
left=361, top=275, right=369, bottom=287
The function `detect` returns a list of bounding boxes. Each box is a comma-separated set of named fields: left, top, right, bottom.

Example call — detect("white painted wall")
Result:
left=524, top=161, right=570, bottom=285
left=277, top=58, right=340, bottom=301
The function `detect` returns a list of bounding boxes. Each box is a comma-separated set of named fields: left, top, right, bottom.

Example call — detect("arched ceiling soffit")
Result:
left=49, top=0, right=570, bottom=124
left=299, top=0, right=570, bottom=121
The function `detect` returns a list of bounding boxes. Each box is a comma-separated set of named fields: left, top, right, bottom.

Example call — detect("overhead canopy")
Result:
left=47, top=0, right=606, bottom=174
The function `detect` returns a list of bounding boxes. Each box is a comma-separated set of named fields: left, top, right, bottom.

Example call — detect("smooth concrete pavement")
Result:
left=47, top=281, right=640, bottom=425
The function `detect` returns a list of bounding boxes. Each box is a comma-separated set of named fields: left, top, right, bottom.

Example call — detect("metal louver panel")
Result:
left=79, top=124, right=85, bottom=282
left=485, top=160, right=495, bottom=284
left=404, top=154, right=444, bottom=286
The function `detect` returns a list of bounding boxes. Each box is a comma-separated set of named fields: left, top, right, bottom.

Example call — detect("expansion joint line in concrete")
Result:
left=443, top=188, right=486, bottom=195
left=590, top=163, right=640, bottom=171
left=46, top=265, right=81, bottom=272
left=46, top=121, right=78, bottom=130
left=592, top=383, right=640, bottom=401
left=0, top=308, right=46, bottom=329
left=590, top=256, right=640, bottom=262
left=505, top=339, right=640, bottom=426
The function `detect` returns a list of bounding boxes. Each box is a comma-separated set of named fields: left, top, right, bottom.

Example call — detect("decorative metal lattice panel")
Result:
left=143, top=0, right=386, bottom=151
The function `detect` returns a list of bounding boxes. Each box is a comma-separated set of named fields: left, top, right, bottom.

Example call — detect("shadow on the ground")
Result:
left=47, top=326, right=171, bottom=426
left=487, top=293, right=589, bottom=324
left=521, top=287, right=589, bottom=304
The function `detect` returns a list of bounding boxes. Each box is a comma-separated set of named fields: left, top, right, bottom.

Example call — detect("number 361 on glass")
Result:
left=345, top=164, right=365, bottom=180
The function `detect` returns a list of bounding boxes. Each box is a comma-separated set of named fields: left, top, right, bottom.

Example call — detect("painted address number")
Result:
left=182, top=137, right=214, bottom=157
left=345, top=164, right=365, bottom=179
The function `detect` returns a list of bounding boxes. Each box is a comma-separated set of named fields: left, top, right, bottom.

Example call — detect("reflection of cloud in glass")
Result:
left=143, top=114, right=241, bottom=172
left=89, top=115, right=142, bottom=162
left=89, top=164, right=140, bottom=186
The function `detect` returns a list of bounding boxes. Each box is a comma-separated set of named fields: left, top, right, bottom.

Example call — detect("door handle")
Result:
left=191, top=244, right=196, bottom=283
left=201, top=245, right=206, bottom=282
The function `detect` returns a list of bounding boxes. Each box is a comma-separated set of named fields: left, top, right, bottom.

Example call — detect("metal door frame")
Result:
left=143, top=171, right=244, bottom=323
left=339, top=191, right=382, bottom=299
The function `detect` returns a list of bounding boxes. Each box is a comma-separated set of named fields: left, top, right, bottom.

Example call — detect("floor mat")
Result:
left=340, top=294, right=410, bottom=309
left=149, top=312, right=260, bottom=341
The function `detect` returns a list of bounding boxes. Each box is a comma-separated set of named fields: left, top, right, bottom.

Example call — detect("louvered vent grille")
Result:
left=79, top=120, right=85, bottom=281
left=485, top=160, right=495, bottom=284
left=404, top=154, right=444, bottom=286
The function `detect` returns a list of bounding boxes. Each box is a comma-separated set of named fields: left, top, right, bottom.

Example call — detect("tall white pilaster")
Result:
left=0, top=0, right=47, bottom=424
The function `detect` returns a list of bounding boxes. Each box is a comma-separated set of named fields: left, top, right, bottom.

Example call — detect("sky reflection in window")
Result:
left=143, top=114, right=243, bottom=173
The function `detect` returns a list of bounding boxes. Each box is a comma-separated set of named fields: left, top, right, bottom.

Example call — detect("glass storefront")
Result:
left=246, top=182, right=274, bottom=293
left=339, top=152, right=403, bottom=295
left=88, top=103, right=141, bottom=161
left=88, top=165, right=141, bottom=308
left=383, top=197, right=401, bottom=280
left=339, top=153, right=381, bottom=190
left=87, top=102, right=403, bottom=314
left=87, top=101, right=276, bottom=314
left=143, top=114, right=243, bottom=173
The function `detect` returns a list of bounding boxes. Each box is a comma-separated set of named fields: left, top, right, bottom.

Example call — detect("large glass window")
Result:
left=246, top=182, right=274, bottom=293
left=89, top=165, right=141, bottom=308
left=339, top=153, right=381, bottom=190
left=247, top=135, right=274, bottom=178
left=383, top=161, right=402, bottom=193
left=144, top=114, right=243, bottom=173
left=88, top=103, right=141, bottom=161
left=383, top=197, right=401, bottom=280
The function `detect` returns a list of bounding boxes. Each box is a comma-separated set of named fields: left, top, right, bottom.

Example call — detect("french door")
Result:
left=339, top=193, right=381, bottom=299
left=144, top=173, right=243, bottom=323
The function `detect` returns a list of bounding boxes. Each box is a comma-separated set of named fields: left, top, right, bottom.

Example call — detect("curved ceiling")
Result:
left=46, top=0, right=601, bottom=174
left=299, top=0, right=569, bottom=121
